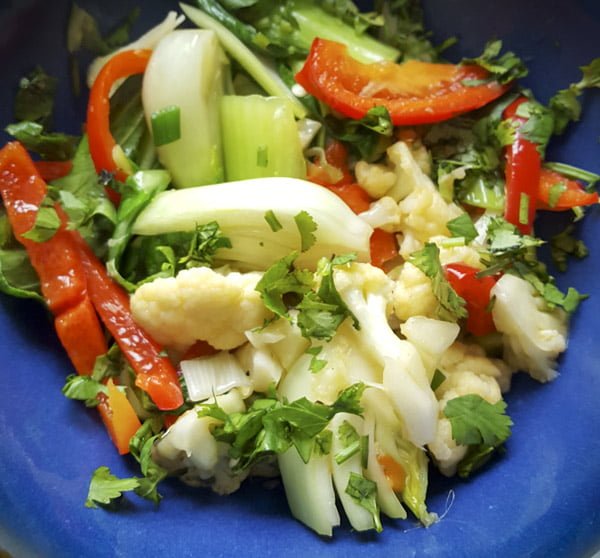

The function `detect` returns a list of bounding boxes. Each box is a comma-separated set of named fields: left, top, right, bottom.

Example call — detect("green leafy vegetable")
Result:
left=446, top=214, right=478, bottom=243
left=550, top=224, right=589, bottom=273
left=334, top=420, right=362, bottom=465
left=306, top=345, right=327, bottom=373
left=294, top=210, right=318, bottom=252
left=14, top=67, right=57, bottom=127
left=409, top=243, right=467, bottom=322
left=430, top=368, right=446, bottom=391
left=177, top=221, right=233, bottom=268
left=5, top=121, right=78, bottom=161
left=549, top=57, right=600, bottom=134
left=443, top=394, right=512, bottom=447
left=85, top=466, right=140, bottom=508
left=62, top=374, right=109, bottom=407
left=461, top=40, right=528, bottom=85
left=21, top=206, right=61, bottom=243
left=345, top=472, right=382, bottom=532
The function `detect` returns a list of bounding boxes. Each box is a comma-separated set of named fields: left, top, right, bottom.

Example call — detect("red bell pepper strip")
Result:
left=369, top=228, right=399, bottom=269
left=0, top=142, right=108, bottom=377
left=444, top=263, right=498, bottom=337
left=295, top=39, right=511, bottom=126
left=34, top=160, right=73, bottom=182
left=86, top=49, right=152, bottom=185
left=537, top=168, right=598, bottom=211
left=77, top=240, right=184, bottom=411
left=502, top=97, right=541, bottom=235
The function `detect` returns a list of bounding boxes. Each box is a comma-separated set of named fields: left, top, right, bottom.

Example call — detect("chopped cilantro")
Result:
left=550, top=225, right=589, bottom=272
left=409, top=243, right=467, bottom=322
left=430, top=368, right=446, bottom=391
left=345, top=472, right=382, bottom=532
left=306, top=346, right=327, bottom=373
left=446, top=214, right=478, bottom=243
left=443, top=394, right=512, bottom=447
left=85, top=466, right=140, bottom=508
left=461, top=40, right=528, bottom=85
left=62, top=374, right=108, bottom=407
left=294, top=210, right=318, bottom=252
left=264, top=210, right=283, bottom=232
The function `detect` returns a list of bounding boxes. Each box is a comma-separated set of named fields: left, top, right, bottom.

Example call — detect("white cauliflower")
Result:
left=431, top=235, right=485, bottom=270
left=130, top=266, right=271, bottom=352
left=153, top=390, right=249, bottom=495
left=354, top=160, right=397, bottom=199
left=491, top=274, right=568, bottom=382
left=391, top=262, right=438, bottom=322
left=358, top=196, right=401, bottom=232
left=428, top=342, right=510, bottom=476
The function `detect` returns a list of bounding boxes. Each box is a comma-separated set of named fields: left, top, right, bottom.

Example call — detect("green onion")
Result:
left=430, top=369, right=447, bottom=391
left=151, top=105, right=181, bottom=147
left=518, top=193, right=529, bottom=225
left=264, top=210, right=282, bottom=232
left=547, top=182, right=567, bottom=208
left=544, top=162, right=600, bottom=186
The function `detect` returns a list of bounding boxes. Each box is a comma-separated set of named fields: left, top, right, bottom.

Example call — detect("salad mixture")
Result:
left=1, top=0, right=599, bottom=536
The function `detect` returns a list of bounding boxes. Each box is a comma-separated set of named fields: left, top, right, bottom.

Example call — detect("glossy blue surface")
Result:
left=0, top=1, right=599, bottom=557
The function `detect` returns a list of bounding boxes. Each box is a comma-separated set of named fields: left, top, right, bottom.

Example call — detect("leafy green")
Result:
left=409, top=243, right=467, bottom=322
left=446, top=214, right=478, bottom=243
left=306, top=345, right=327, bottom=373
left=444, top=394, right=512, bottom=447
left=456, top=443, right=502, bottom=479
left=325, top=106, right=394, bottom=162
left=62, top=374, right=108, bottom=408
left=199, top=383, right=365, bottom=471
left=294, top=210, right=317, bottom=252
left=479, top=217, right=585, bottom=313
left=20, top=205, right=61, bottom=243
left=177, top=221, right=233, bottom=268
left=550, top=224, right=589, bottom=273
left=0, top=213, right=43, bottom=302
left=14, top=67, right=57, bottom=128
left=430, top=368, right=446, bottom=391
left=5, top=121, right=78, bottom=161
left=549, top=57, right=600, bottom=135
left=85, top=466, right=140, bottom=508
left=461, top=40, right=528, bottom=85
left=345, top=472, right=382, bottom=532
left=334, top=420, right=362, bottom=465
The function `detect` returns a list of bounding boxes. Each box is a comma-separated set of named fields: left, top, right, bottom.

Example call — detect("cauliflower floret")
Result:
left=130, top=266, right=271, bottom=352
left=391, top=262, right=437, bottom=322
left=427, top=341, right=509, bottom=476
left=355, top=160, right=397, bottom=199
left=491, top=274, right=568, bottom=382
left=432, top=236, right=485, bottom=270
left=153, top=390, right=249, bottom=495
left=358, top=196, right=401, bottom=232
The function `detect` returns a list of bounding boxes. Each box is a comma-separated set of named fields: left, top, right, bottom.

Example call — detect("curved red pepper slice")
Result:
left=537, top=168, right=598, bottom=211
left=87, top=49, right=152, bottom=186
left=295, top=39, right=511, bottom=126
left=444, top=263, right=498, bottom=337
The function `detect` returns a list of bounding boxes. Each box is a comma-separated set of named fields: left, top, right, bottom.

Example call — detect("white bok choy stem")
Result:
left=131, top=177, right=373, bottom=270
left=142, top=29, right=227, bottom=187
left=180, top=352, right=252, bottom=402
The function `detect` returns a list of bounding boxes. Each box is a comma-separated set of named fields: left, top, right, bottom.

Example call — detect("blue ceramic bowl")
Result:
left=0, top=1, right=599, bottom=557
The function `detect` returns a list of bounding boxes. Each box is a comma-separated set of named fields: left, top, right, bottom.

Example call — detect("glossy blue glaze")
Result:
left=0, top=1, right=598, bottom=556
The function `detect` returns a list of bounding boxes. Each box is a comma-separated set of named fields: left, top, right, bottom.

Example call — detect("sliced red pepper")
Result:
left=444, top=263, right=498, bottom=337
left=0, top=142, right=107, bottom=374
left=87, top=49, right=152, bottom=187
left=34, top=160, right=73, bottom=182
left=502, top=97, right=541, bottom=235
left=370, top=228, right=399, bottom=269
left=77, top=241, right=184, bottom=411
left=295, top=39, right=511, bottom=126
left=537, top=168, right=598, bottom=211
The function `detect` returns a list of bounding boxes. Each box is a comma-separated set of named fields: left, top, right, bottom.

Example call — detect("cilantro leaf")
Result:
left=85, top=466, right=140, bottom=508
left=5, top=121, right=78, bottom=161
left=294, top=210, right=318, bottom=252
left=549, top=57, right=600, bottom=135
left=461, top=40, right=528, bottom=85
left=446, top=214, right=478, bottom=243
left=457, top=444, right=502, bottom=479
left=444, top=394, right=512, bottom=447
left=177, top=221, right=232, bottom=268
left=550, top=224, right=589, bottom=272
left=14, top=67, right=57, bottom=127
left=306, top=346, right=327, bottom=373
left=430, top=368, right=446, bottom=391
left=409, top=243, right=467, bottom=321
left=345, top=472, right=382, bottom=532
left=62, top=374, right=108, bottom=408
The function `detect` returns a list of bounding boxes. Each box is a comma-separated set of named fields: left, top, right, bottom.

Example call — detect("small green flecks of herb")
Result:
left=550, top=224, right=589, bottom=272
left=430, top=368, right=447, bottom=391
left=345, top=472, right=382, bottom=532
left=547, top=182, right=568, bottom=208
left=306, top=345, right=327, bottom=373
left=446, top=213, right=478, bottom=243
left=257, top=145, right=269, bottom=168
left=62, top=374, right=108, bottom=407
left=294, top=210, right=317, bottom=252
left=85, top=466, right=140, bottom=508
left=264, top=210, right=282, bottom=232
left=335, top=420, right=361, bottom=465
left=518, top=193, right=530, bottom=226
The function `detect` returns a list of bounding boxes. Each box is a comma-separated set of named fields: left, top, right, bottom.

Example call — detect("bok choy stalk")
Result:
left=142, top=29, right=227, bottom=187
left=131, top=177, right=373, bottom=270
left=181, top=3, right=307, bottom=119
left=220, top=95, right=306, bottom=181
